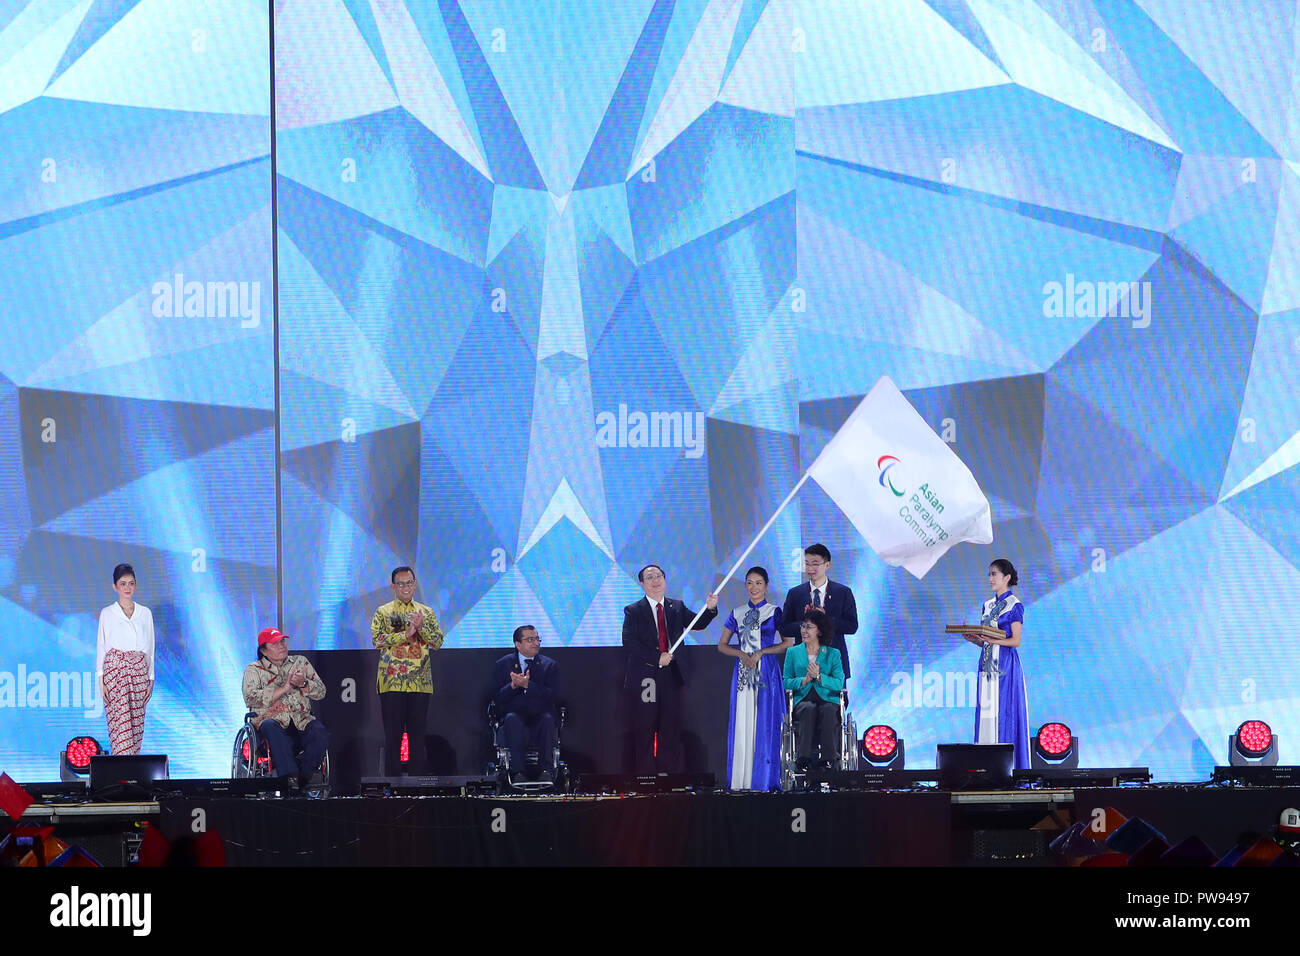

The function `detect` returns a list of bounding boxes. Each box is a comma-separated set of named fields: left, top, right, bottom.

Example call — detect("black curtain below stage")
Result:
left=156, top=792, right=951, bottom=866
left=309, top=646, right=739, bottom=792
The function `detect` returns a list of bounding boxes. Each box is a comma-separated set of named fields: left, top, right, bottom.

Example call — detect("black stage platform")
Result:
left=8, top=784, right=1299, bottom=867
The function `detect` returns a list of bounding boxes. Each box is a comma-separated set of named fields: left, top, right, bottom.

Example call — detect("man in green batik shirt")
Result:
left=371, top=566, right=444, bottom=775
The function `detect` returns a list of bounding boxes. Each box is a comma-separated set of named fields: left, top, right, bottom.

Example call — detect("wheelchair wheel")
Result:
left=842, top=712, right=860, bottom=771
left=779, top=713, right=796, bottom=791
left=232, top=726, right=255, bottom=778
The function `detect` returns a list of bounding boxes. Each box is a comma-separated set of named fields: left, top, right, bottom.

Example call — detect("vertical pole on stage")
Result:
left=268, top=0, right=283, bottom=627
left=669, top=472, right=811, bottom=652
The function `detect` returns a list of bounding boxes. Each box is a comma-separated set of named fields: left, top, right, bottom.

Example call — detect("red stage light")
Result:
left=1037, top=722, right=1073, bottom=757
left=1237, top=720, right=1272, bottom=757
left=862, top=725, right=897, bottom=760
left=400, top=732, right=410, bottom=763
left=64, top=736, right=101, bottom=772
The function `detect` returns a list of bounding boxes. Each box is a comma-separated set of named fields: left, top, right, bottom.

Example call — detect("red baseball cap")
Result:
left=257, top=627, right=290, bottom=646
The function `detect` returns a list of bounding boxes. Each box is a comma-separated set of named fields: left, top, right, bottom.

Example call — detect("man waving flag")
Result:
left=672, top=377, right=992, bottom=646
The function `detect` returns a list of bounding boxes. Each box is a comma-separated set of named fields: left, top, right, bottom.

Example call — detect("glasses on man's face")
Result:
left=519, top=636, right=541, bottom=644
left=394, top=580, right=416, bottom=589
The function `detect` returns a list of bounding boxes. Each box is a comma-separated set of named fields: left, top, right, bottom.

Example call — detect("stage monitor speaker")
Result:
left=154, top=777, right=286, bottom=798
left=574, top=773, right=717, bottom=794
left=20, top=781, right=88, bottom=802
left=89, top=754, right=169, bottom=797
left=804, top=768, right=939, bottom=790
left=936, top=743, right=1013, bottom=791
left=1211, top=765, right=1300, bottom=786
left=1012, top=767, right=1151, bottom=787
left=360, top=775, right=495, bottom=796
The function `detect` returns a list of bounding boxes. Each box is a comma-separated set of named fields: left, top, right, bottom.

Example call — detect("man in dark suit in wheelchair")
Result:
left=241, top=627, right=329, bottom=788
left=491, top=625, right=558, bottom=786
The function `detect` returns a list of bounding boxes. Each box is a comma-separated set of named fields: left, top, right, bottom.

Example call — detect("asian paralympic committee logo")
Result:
left=877, top=455, right=905, bottom=496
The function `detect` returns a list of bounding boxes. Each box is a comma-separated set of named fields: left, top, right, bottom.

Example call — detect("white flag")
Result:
left=807, top=376, right=992, bottom=579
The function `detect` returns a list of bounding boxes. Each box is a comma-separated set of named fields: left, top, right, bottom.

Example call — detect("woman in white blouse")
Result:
left=96, top=563, right=155, bottom=755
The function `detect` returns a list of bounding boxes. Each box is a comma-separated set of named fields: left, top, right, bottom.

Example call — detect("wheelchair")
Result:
left=779, top=689, right=859, bottom=791
left=231, top=711, right=331, bottom=797
left=486, top=702, right=568, bottom=793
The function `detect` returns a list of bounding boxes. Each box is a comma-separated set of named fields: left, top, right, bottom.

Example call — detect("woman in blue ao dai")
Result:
left=717, top=566, right=791, bottom=790
left=965, top=558, right=1029, bottom=768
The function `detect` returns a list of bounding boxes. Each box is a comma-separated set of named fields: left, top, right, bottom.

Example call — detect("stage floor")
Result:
left=8, top=784, right=1299, bottom=866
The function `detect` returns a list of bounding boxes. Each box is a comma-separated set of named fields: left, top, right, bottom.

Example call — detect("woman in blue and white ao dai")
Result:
left=973, top=577, right=1030, bottom=769
left=718, top=569, right=790, bottom=790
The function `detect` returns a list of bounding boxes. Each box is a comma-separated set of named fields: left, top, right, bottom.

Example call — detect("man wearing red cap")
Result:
left=241, top=627, right=329, bottom=788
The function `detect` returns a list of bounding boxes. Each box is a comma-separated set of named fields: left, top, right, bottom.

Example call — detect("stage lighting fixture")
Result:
left=1230, top=720, right=1278, bottom=766
left=59, top=736, right=101, bottom=781
left=861, top=725, right=904, bottom=769
left=400, top=732, right=410, bottom=764
left=1031, top=722, right=1078, bottom=770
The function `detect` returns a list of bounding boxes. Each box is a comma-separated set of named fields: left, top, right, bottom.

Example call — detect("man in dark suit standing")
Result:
left=491, top=625, right=559, bottom=785
left=623, top=564, right=718, bottom=775
left=779, top=544, right=860, bottom=679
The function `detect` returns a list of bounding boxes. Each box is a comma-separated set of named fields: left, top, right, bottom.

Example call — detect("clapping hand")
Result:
left=289, top=666, right=306, bottom=688
left=705, top=592, right=718, bottom=610
left=407, top=610, right=425, bottom=641
left=808, top=660, right=821, bottom=681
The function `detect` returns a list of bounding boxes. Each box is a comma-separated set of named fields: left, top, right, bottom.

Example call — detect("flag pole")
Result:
left=669, top=471, right=811, bottom=653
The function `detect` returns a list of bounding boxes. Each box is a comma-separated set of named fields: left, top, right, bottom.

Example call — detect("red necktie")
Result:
left=656, top=602, right=668, bottom=653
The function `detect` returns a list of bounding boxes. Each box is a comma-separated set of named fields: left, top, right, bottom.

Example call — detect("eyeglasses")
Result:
left=394, top=580, right=416, bottom=589
left=518, top=636, right=541, bottom=644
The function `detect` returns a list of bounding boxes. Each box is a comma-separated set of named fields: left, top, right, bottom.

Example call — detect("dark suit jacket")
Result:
left=622, top=596, right=717, bottom=689
left=779, top=580, right=859, bottom=679
left=491, top=652, right=558, bottom=719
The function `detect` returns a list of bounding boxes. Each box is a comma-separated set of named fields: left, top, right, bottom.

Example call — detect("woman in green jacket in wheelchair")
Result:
left=782, top=608, right=843, bottom=771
